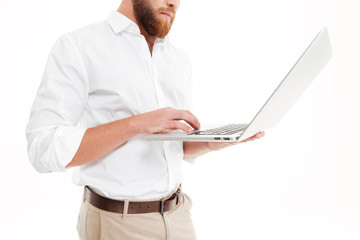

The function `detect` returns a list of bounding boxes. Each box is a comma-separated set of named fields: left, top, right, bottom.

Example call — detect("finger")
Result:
left=179, top=110, right=201, bottom=130
left=252, top=132, right=263, bottom=139
left=228, top=141, right=241, bottom=146
left=166, top=121, right=194, bottom=132
left=239, top=132, right=265, bottom=143
left=185, top=111, right=201, bottom=130
left=172, top=109, right=201, bottom=130
left=240, top=137, right=253, bottom=143
left=256, top=131, right=265, bottom=138
left=154, top=121, right=192, bottom=133
left=241, top=135, right=257, bottom=143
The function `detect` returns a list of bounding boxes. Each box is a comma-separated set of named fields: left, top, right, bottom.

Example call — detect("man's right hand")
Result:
left=130, top=107, right=201, bottom=134
left=66, top=107, right=200, bottom=168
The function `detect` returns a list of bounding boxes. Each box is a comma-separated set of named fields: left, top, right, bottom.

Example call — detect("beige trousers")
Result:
left=77, top=192, right=197, bottom=240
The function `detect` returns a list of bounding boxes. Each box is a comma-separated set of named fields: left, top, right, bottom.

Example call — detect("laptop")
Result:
left=138, top=27, right=333, bottom=142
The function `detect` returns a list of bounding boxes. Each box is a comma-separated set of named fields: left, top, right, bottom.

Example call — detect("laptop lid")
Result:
left=240, top=27, right=333, bottom=140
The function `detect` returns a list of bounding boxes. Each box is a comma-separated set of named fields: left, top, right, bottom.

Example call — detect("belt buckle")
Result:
left=175, top=187, right=182, bottom=205
left=160, top=187, right=182, bottom=215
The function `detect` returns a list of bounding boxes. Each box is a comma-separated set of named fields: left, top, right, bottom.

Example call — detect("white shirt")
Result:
left=25, top=10, right=193, bottom=200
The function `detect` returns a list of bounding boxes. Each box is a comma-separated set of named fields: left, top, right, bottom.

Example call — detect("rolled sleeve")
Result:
left=25, top=34, right=89, bottom=173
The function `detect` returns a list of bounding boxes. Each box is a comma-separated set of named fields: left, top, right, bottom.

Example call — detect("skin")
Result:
left=65, top=0, right=264, bottom=168
left=118, top=0, right=179, bottom=53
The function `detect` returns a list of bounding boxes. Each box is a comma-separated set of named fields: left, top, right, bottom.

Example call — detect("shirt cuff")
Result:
left=53, top=126, right=87, bottom=172
left=27, top=125, right=87, bottom=173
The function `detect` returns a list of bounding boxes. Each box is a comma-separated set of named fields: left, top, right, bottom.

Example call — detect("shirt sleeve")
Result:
left=25, top=34, right=89, bottom=173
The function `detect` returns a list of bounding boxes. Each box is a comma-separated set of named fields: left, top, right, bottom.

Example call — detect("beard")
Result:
left=132, top=0, right=175, bottom=38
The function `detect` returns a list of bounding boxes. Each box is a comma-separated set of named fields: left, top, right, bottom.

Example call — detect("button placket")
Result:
left=152, top=41, right=175, bottom=193
left=137, top=37, right=176, bottom=194
left=137, top=35, right=162, bottom=108
left=151, top=42, right=167, bottom=108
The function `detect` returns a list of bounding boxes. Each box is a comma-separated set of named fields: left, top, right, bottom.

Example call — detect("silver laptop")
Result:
left=139, top=27, right=333, bottom=142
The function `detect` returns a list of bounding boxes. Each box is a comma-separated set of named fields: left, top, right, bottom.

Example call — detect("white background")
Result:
left=1, top=0, right=359, bottom=239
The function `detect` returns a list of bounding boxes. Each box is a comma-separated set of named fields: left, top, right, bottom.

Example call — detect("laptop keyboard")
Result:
left=187, top=124, right=248, bottom=135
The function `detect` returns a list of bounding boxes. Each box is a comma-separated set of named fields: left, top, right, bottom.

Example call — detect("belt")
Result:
left=84, top=186, right=183, bottom=215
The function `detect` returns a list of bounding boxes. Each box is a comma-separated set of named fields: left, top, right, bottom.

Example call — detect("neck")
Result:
left=117, top=1, right=156, bottom=53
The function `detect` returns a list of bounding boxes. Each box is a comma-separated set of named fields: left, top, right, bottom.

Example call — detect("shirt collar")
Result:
left=106, top=10, right=140, bottom=35
left=106, top=10, right=169, bottom=43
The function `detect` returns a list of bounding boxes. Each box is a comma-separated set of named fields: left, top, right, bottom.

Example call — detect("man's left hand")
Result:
left=205, top=131, right=265, bottom=151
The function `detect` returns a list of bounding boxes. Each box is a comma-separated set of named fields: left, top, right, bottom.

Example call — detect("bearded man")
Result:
left=25, top=0, right=265, bottom=239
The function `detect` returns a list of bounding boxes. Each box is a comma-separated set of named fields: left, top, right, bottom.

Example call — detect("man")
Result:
left=25, top=0, right=265, bottom=239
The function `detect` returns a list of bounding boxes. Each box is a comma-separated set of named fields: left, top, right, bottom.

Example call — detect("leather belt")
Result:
left=84, top=186, right=182, bottom=215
